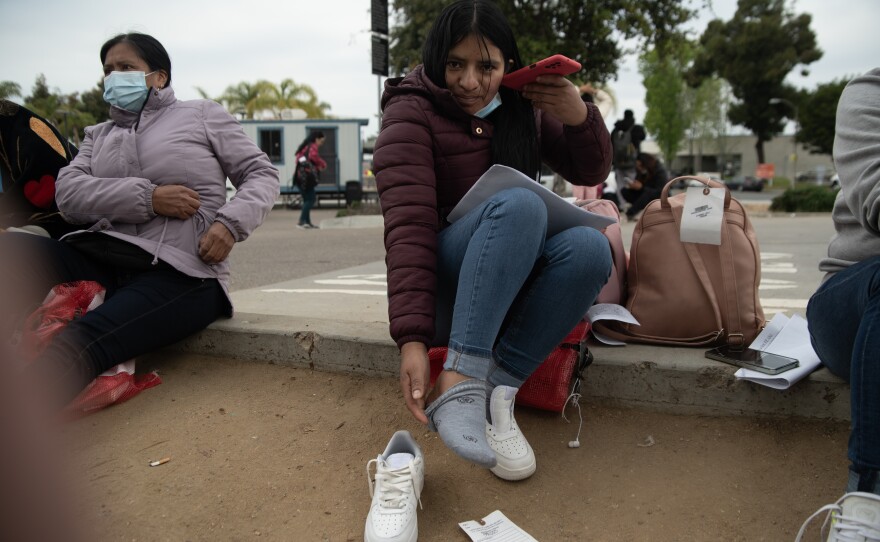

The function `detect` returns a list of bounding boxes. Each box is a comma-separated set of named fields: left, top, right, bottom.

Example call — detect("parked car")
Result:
left=726, top=175, right=766, bottom=192
left=690, top=171, right=723, bottom=187
left=796, top=167, right=835, bottom=185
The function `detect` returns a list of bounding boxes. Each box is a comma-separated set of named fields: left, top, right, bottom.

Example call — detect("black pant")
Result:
left=1, top=232, right=229, bottom=403
left=621, top=186, right=662, bottom=218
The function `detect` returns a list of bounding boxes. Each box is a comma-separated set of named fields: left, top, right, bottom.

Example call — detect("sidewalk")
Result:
left=175, top=207, right=849, bottom=421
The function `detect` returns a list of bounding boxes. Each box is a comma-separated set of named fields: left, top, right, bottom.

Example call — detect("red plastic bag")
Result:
left=21, top=280, right=161, bottom=417
left=21, top=280, right=105, bottom=361
left=64, top=362, right=161, bottom=419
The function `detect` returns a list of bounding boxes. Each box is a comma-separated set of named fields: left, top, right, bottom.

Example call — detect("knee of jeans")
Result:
left=495, top=187, right=547, bottom=224
left=570, top=228, right=612, bottom=277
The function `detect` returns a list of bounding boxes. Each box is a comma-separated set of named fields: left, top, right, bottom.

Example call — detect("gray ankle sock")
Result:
left=425, top=379, right=496, bottom=468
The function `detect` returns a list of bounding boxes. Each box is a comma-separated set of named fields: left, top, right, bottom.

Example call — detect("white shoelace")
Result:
left=796, top=504, right=880, bottom=541
left=366, top=458, right=422, bottom=510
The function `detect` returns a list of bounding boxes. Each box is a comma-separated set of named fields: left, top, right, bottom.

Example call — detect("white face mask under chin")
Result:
left=474, top=92, right=502, bottom=118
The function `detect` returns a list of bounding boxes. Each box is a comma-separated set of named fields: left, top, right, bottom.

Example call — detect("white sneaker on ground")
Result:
left=485, top=385, right=536, bottom=481
left=796, top=492, right=880, bottom=541
left=364, top=430, right=424, bottom=542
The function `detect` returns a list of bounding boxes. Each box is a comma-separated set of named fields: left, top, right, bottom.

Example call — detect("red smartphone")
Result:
left=501, top=54, right=582, bottom=91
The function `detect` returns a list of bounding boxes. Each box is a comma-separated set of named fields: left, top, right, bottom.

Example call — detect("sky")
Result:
left=1, top=0, right=878, bottom=139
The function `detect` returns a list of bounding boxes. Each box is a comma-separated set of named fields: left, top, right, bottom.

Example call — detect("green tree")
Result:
left=20, top=75, right=100, bottom=144
left=270, top=79, right=332, bottom=118
left=77, top=80, right=110, bottom=127
left=796, top=77, right=849, bottom=156
left=212, top=79, right=332, bottom=119
left=688, top=0, right=822, bottom=164
left=690, top=76, right=732, bottom=172
left=217, top=80, right=277, bottom=119
left=387, top=0, right=698, bottom=84
left=0, top=81, right=22, bottom=100
left=640, top=49, right=690, bottom=167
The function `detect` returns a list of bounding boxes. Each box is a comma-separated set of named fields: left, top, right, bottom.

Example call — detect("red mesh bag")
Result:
left=20, top=281, right=161, bottom=417
left=428, top=319, right=592, bottom=412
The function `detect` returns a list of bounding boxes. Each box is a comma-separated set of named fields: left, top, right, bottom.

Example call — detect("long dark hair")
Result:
left=422, top=0, right=539, bottom=179
left=296, top=131, right=325, bottom=154
left=100, top=32, right=172, bottom=86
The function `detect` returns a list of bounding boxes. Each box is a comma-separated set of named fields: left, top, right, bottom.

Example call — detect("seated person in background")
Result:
left=620, top=152, right=668, bottom=221
left=0, top=100, right=80, bottom=239
left=0, top=32, right=279, bottom=406
left=798, top=68, right=880, bottom=538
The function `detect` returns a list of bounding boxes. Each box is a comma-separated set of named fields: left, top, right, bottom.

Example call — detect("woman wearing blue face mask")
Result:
left=0, top=32, right=280, bottom=407
left=371, top=0, right=611, bottom=494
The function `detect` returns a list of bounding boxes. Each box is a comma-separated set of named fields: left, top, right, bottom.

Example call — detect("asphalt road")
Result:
left=228, top=204, right=834, bottom=318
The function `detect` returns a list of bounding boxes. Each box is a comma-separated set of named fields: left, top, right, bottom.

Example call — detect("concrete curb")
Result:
left=171, top=315, right=850, bottom=422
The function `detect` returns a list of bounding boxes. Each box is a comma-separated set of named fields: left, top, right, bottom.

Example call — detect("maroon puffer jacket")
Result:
left=373, top=65, right=611, bottom=349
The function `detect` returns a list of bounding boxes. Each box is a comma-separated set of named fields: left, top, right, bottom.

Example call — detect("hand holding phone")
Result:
left=501, top=54, right=581, bottom=91
left=705, top=346, right=799, bottom=375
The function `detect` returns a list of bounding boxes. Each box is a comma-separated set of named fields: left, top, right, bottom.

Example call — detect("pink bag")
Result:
left=572, top=184, right=602, bottom=201
left=575, top=199, right=627, bottom=305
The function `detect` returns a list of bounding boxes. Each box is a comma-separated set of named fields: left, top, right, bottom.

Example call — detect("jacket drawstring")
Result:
left=152, top=217, right=169, bottom=265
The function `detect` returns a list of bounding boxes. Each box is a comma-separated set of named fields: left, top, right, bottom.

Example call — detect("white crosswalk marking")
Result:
left=262, top=273, right=388, bottom=296
left=261, top=288, right=386, bottom=296
left=760, top=253, right=808, bottom=315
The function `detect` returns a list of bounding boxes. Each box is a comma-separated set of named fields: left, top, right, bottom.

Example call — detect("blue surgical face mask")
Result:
left=474, top=92, right=502, bottom=118
left=103, top=71, right=156, bottom=112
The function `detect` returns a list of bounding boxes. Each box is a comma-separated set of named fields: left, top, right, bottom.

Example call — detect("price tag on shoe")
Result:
left=459, top=510, right=538, bottom=542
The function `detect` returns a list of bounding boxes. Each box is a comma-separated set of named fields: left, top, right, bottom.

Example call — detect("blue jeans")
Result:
left=299, top=185, right=316, bottom=225
left=807, top=255, right=880, bottom=490
left=434, top=187, right=612, bottom=388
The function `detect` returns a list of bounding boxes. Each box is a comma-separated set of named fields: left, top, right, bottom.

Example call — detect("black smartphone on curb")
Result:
left=705, top=346, right=799, bottom=375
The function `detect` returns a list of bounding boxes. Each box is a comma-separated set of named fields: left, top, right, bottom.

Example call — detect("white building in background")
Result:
left=657, top=134, right=833, bottom=182
left=239, top=117, right=370, bottom=199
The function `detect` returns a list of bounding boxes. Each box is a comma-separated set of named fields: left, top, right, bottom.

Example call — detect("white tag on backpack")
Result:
left=679, top=186, right=725, bottom=245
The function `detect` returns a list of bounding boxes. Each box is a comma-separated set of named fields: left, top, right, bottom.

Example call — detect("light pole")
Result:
left=769, top=97, right=799, bottom=183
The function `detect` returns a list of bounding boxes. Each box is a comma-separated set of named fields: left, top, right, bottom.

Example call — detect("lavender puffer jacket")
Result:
left=56, top=87, right=280, bottom=312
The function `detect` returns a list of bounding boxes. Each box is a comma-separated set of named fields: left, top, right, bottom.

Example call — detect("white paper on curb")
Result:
left=733, top=313, right=823, bottom=390
left=448, top=164, right=616, bottom=238
left=679, top=186, right=725, bottom=245
left=459, top=510, right=538, bottom=542
left=586, top=303, right=640, bottom=346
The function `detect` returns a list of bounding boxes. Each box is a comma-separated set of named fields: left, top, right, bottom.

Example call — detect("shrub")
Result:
left=769, top=185, right=838, bottom=212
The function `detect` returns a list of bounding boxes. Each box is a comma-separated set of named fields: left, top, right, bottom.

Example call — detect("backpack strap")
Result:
left=668, top=181, right=745, bottom=348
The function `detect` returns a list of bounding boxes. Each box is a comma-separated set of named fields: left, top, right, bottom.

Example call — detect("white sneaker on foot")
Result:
left=486, top=385, right=536, bottom=481
left=796, top=492, right=880, bottom=541
left=364, top=430, right=424, bottom=542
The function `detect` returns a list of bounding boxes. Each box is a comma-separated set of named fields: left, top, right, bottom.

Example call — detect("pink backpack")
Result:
left=575, top=198, right=627, bottom=305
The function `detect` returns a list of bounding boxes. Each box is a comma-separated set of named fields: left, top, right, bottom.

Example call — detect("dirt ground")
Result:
left=59, top=351, right=849, bottom=542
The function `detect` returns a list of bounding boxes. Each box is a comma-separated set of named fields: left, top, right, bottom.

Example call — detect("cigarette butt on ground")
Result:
left=149, top=457, right=171, bottom=467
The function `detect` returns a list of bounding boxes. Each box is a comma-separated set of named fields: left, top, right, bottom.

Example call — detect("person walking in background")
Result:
left=371, top=1, right=611, bottom=538
left=797, top=68, right=880, bottom=540
left=610, top=108, right=646, bottom=206
left=620, top=152, right=667, bottom=221
left=0, top=32, right=279, bottom=406
left=294, top=131, right=326, bottom=229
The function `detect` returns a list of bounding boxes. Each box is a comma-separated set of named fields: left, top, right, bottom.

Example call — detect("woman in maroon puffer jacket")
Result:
left=373, top=0, right=612, bottom=478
